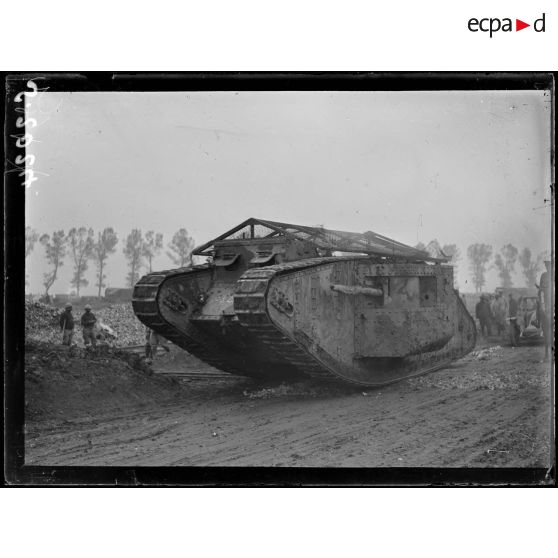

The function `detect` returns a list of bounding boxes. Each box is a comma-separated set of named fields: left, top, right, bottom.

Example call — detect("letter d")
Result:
left=534, top=13, right=545, bottom=32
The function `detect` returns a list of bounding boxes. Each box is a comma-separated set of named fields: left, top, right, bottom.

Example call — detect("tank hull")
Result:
left=133, top=257, right=476, bottom=386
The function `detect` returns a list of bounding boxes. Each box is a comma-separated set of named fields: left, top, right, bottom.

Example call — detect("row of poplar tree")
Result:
left=466, top=243, right=547, bottom=293
left=416, top=241, right=548, bottom=293
left=26, top=227, right=547, bottom=297
left=25, top=227, right=195, bottom=297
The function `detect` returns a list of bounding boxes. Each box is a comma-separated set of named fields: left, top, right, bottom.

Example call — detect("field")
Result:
left=24, top=336, right=552, bottom=469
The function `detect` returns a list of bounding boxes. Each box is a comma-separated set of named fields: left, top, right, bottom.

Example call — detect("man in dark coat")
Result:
left=475, top=295, right=492, bottom=338
left=59, top=303, right=75, bottom=346
left=536, top=261, right=552, bottom=362
left=81, top=304, right=97, bottom=347
left=537, top=260, right=551, bottom=310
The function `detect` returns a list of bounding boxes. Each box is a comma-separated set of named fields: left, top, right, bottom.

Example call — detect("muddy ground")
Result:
left=24, top=336, right=553, bottom=468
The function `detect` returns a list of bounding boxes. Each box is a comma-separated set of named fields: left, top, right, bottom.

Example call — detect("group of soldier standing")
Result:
left=58, top=301, right=168, bottom=362
left=475, top=291, right=513, bottom=338
left=59, top=303, right=98, bottom=347
left=474, top=260, right=551, bottom=361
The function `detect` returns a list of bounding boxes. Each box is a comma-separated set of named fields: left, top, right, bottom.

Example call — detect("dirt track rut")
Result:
left=25, top=343, right=552, bottom=468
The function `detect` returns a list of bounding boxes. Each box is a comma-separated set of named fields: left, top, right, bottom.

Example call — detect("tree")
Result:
left=416, top=240, right=449, bottom=260
left=167, top=228, right=195, bottom=267
left=142, top=231, right=164, bottom=273
left=93, top=228, right=119, bottom=297
left=123, top=229, right=144, bottom=287
left=39, top=230, right=67, bottom=296
left=25, top=227, right=39, bottom=258
left=493, top=243, right=518, bottom=288
left=467, top=243, right=492, bottom=293
left=68, top=227, right=95, bottom=296
left=442, top=244, right=461, bottom=265
left=518, top=247, right=544, bottom=289
left=442, top=244, right=461, bottom=288
left=25, top=227, right=39, bottom=287
left=425, top=239, right=445, bottom=259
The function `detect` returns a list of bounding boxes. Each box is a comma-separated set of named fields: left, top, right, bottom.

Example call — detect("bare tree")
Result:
left=518, top=247, right=545, bottom=289
left=68, top=227, right=95, bottom=296
left=442, top=244, right=461, bottom=288
left=494, top=243, right=518, bottom=288
left=25, top=227, right=39, bottom=258
left=93, top=228, right=119, bottom=297
left=25, top=227, right=39, bottom=287
left=416, top=240, right=452, bottom=260
left=39, top=230, right=67, bottom=296
left=425, top=239, right=445, bottom=259
left=442, top=244, right=461, bottom=265
left=142, top=231, right=164, bottom=273
left=167, top=228, right=195, bottom=267
left=124, top=229, right=144, bottom=287
left=467, top=243, right=492, bottom=293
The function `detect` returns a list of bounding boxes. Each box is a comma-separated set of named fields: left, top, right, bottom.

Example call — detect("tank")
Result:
left=132, top=218, right=476, bottom=386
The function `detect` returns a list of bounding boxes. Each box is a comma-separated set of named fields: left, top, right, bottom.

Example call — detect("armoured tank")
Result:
left=132, top=218, right=476, bottom=386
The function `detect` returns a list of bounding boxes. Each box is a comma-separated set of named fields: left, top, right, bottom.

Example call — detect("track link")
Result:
left=133, top=266, right=245, bottom=376
left=235, top=258, right=342, bottom=381
left=234, top=259, right=477, bottom=386
left=133, top=258, right=476, bottom=386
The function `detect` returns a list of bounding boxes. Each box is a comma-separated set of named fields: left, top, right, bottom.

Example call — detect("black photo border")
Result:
left=3, top=71, right=556, bottom=486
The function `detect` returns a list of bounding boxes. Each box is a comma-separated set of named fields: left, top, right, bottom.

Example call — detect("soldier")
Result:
left=145, top=327, right=153, bottom=362
left=81, top=304, right=97, bottom=347
left=536, top=260, right=551, bottom=310
left=59, top=303, right=75, bottom=346
left=492, top=290, right=509, bottom=337
left=475, top=295, right=492, bottom=338
left=145, top=327, right=169, bottom=364
left=536, top=260, right=552, bottom=362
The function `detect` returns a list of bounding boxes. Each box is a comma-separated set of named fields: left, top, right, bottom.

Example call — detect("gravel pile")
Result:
left=405, top=346, right=550, bottom=391
left=470, top=346, right=504, bottom=361
left=242, top=381, right=355, bottom=399
left=406, top=368, right=550, bottom=391
left=96, top=304, right=146, bottom=346
left=25, top=301, right=64, bottom=345
left=25, top=300, right=147, bottom=347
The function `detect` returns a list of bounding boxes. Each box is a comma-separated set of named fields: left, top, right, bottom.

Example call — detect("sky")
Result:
left=25, top=90, right=552, bottom=295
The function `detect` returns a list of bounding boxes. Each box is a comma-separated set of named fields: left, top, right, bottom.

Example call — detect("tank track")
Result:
left=234, top=258, right=343, bottom=381
left=234, top=258, right=477, bottom=386
left=133, top=266, right=248, bottom=375
left=133, top=258, right=476, bottom=386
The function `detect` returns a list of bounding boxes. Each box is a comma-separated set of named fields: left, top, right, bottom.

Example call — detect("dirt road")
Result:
left=25, top=339, right=552, bottom=468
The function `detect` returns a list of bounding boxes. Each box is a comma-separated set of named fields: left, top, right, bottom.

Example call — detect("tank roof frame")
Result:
left=192, top=217, right=448, bottom=263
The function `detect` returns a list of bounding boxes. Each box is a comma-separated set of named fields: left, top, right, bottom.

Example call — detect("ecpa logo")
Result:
left=468, top=13, right=546, bottom=37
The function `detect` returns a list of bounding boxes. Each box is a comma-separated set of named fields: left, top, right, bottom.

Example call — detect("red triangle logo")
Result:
left=516, top=19, right=530, bottom=31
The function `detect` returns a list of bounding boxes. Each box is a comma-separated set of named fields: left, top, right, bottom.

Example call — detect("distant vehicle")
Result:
left=132, top=217, right=476, bottom=387
left=104, top=288, right=133, bottom=303
left=517, top=296, right=544, bottom=344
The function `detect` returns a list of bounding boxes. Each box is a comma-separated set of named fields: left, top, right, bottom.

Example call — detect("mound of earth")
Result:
left=25, top=340, right=185, bottom=422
